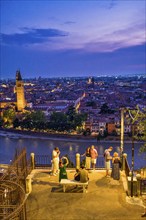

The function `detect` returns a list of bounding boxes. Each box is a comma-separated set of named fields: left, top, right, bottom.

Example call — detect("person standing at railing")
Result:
left=104, top=146, right=113, bottom=177
left=52, top=147, right=60, bottom=176
left=59, top=156, right=69, bottom=182
left=111, top=152, right=121, bottom=180
left=90, top=145, right=98, bottom=170
left=81, top=147, right=91, bottom=169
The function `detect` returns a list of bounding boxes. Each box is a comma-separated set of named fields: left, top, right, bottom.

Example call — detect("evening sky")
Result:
left=1, top=0, right=146, bottom=79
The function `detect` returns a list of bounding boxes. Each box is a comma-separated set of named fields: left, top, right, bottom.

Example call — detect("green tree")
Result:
left=49, top=112, right=69, bottom=131
left=13, top=118, right=20, bottom=128
left=0, top=118, right=4, bottom=128
left=136, top=109, right=146, bottom=155
left=66, top=105, right=76, bottom=121
left=3, top=108, right=16, bottom=127
left=20, top=110, right=46, bottom=131
left=127, top=106, right=146, bottom=156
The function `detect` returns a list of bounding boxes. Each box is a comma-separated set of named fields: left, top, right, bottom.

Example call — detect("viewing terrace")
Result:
left=0, top=149, right=146, bottom=220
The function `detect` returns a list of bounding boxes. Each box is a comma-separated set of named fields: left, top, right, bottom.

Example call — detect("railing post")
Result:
left=136, top=174, right=141, bottom=196
left=26, top=175, right=32, bottom=194
left=143, top=168, right=146, bottom=178
left=122, top=153, right=127, bottom=171
left=31, top=153, right=35, bottom=170
left=76, top=153, right=80, bottom=169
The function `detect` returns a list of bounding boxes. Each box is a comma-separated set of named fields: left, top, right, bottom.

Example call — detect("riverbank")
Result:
left=0, top=128, right=144, bottom=143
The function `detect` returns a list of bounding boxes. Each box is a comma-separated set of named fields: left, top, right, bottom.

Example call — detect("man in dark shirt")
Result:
left=80, top=164, right=89, bottom=183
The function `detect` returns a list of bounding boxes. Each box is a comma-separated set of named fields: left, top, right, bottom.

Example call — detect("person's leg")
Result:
left=106, top=161, right=110, bottom=176
left=52, top=159, right=57, bottom=175
left=94, top=159, right=96, bottom=170
left=91, top=159, right=94, bottom=169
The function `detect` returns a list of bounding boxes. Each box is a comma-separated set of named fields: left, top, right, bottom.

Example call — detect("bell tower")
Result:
left=16, top=70, right=26, bottom=111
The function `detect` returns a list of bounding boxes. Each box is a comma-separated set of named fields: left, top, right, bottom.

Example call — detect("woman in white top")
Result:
left=52, top=147, right=60, bottom=176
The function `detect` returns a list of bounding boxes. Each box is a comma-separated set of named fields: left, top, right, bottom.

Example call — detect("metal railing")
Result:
left=124, top=157, right=130, bottom=177
left=140, top=179, right=146, bottom=195
left=0, top=148, right=32, bottom=220
left=34, top=155, right=51, bottom=169
left=33, top=154, right=105, bottom=169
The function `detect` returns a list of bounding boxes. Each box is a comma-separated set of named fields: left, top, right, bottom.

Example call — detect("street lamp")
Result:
left=120, top=108, right=124, bottom=153
left=127, top=106, right=140, bottom=197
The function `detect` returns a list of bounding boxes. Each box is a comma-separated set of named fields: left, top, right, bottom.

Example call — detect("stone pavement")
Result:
left=26, top=169, right=145, bottom=220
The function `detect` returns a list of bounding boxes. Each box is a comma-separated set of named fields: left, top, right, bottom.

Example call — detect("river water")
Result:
left=0, top=131, right=145, bottom=170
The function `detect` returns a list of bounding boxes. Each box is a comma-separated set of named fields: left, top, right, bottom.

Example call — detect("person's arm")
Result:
left=66, top=157, right=69, bottom=166
left=94, top=149, right=98, bottom=158
left=62, top=156, right=69, bottom=166
left=57, top=150, right=60, bottom=156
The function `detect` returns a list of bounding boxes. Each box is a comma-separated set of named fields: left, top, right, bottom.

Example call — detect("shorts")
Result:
left=105, top=160, right=111, bottom=170
left=91, top=158, right=96, bottom=164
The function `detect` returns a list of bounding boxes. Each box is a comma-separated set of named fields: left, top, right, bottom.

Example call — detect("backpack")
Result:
left=103, top=150, right=107, bottom=158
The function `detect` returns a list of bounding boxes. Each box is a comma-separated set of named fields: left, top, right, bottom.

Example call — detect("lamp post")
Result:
left=120, top=108, right=124, bottom=153
left=120, top=108, right=125, bottom=172
left=131, top=123, right=135, bottom=197
left=127, top=106, right=140, bottom=197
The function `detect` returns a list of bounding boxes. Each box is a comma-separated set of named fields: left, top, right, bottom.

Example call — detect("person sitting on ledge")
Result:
left=80, top=164, right=89, bottom=183
left=74, top=168, right=80, bottom=181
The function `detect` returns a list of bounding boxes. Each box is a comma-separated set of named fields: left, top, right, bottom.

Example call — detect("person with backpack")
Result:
left=104, top=146, right=113, bottom=177
left=81, top=147, right=91, bottom=169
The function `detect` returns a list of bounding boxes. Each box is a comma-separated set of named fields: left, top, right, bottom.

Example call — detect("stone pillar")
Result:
left=136, top=174, right=141, bottom=196
left=31, top=153, right=35, bottom=170
left=26, top=175, right=32, bottom=194
left=76, top=153, right=80, bottom=169
left=122, top=153, right=127, bottom=171
left=143, top=168, right=146, bottom=178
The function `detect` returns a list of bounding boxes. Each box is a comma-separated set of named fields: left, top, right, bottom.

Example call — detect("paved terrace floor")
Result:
left=26, top=169, right=144, bottom=220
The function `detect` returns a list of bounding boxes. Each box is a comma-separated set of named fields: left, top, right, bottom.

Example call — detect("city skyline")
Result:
left=1, top=0, right=146, bottom=79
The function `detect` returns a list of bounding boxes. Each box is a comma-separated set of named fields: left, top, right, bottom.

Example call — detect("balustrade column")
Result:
left=31, top=153, right=35, bottom=170
left=26, top=175, right=32, bottom=194
left=76, top=153, right=80, bottom=169
left=136, top=174, right=141, bottom=196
